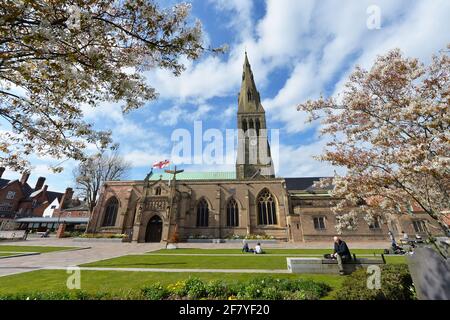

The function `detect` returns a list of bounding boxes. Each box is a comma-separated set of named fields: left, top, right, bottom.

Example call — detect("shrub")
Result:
left=283, top=290, right=307, bottom=300
left=291, top=279, right=331, bottom=299
left=0, top=277, right=332, bottom=301
left=141, top=283, right=170, bottom=300
left=184, top=277, right=207, bottom=299
left=0, top=291, right=117, bottom=300
left=206, top=280, right=229, bottom=299
left=236, top=282, right=264, bottom=299
left=261, top=287, right=283, bottom=300
left=166, top=280, right=187, bottom=297
left=334, top=264, right=415, bottom=300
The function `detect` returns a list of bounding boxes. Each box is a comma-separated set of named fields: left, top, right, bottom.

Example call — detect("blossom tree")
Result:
left=0, top=0, right=221, bottom=171
left=297, top=45, right=449, bottom=234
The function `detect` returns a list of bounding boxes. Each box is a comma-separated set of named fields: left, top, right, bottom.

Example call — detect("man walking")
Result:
left=332, top=236, right=352, bottom=275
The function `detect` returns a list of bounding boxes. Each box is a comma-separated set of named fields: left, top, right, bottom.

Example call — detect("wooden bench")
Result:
left=287, top=254, right=386, bottom=274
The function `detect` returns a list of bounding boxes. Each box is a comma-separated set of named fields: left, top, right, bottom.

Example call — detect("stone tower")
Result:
left=236, top=53, right=275, bottom=179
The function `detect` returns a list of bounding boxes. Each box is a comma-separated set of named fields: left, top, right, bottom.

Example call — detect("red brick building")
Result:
left=52, top=187, right=90, bottom=218
left=0, top=167, right=63, bottom=220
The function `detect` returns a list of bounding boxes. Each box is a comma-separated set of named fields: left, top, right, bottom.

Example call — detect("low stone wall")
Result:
left=186, top=239, right=280, bottom=244
left=72, top=237, right=124, bottom=243
left=287, top=257, right=385, bottom=274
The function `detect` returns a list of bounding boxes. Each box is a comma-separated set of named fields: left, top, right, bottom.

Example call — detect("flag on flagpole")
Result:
left=152, top=159, right=170, bottom=169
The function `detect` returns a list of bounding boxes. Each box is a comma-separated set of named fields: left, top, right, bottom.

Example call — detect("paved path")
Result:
left=0, top=236, right=390, bottom=277
left=0, top=238, right=163, bottom=277
left=143, top=253, right=383, bottom=257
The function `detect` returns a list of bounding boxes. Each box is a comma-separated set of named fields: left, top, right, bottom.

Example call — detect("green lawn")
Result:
left=149, top=248, right=386, bottom=255
left=0, top=252, right=17, bottom=257
left=83, top=251, right=406, bottom=269
left=82, top=254, right=289, bottom=269
left=0, top=269, right=344, bottom=299
left=0, top=245, right=79, bottom=253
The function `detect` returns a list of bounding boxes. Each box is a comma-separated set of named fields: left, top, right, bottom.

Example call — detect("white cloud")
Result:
left=276, top=139, right=346, bottom=178
left=158, top=104, right=213, bottom=126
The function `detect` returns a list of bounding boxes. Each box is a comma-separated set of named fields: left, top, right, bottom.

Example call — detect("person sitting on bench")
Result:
left=331, top=236, right=352, bottom=275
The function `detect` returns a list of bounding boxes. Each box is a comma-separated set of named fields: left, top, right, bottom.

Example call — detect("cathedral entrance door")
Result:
left=145, top=215, right=163, bottom=242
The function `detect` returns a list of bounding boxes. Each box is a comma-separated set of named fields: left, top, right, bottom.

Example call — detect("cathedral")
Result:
left=88, top=54, right=442, bottom=243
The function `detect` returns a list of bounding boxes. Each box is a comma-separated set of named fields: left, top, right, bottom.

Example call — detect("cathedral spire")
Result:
left=236, top=53, right=274, bottom=180
left=238, top=52, right=263, bottom=113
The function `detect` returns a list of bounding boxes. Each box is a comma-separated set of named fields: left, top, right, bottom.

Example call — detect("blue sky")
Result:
left=2, top=0, right=450, bottom=194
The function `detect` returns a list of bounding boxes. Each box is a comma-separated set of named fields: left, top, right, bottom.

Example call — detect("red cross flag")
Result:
left=152, top=159, right=170, bottom=169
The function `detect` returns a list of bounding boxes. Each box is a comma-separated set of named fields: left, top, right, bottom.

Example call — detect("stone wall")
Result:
left=89, top=178, right=446, bottom=243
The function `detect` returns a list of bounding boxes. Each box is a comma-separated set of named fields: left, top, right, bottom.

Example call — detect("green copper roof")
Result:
left=149, top=171, right=236, bottom=181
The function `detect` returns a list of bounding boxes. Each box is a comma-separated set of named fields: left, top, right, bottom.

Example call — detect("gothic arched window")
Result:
left=255, top=119, right=261, bottom=135
left=226, top=198, right=239, bottom=227
left=155, top=187, right=161, bottom=195
left=242, top=120, right=248, bottom=132
left=102, top=197, right=119, bottom=227
left=196, top=198, right=209, bottom=227
left=257, top=189, right=277, bottom=225
left=247, top=89, right=252, bottom=101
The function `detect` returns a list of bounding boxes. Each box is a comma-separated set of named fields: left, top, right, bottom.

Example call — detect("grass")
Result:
left=0, top=252, right=18, bottom=257
left=82, top=255, right=289, bottom=269
left=83, top=250, right=406, bottom=269
left=0, top=269, right=344, bottom=299
left=384, top=256, right=407, bottom=264
left=0, top=245, right=79, bottom=253
left=149, top=248, right=386, bottom=255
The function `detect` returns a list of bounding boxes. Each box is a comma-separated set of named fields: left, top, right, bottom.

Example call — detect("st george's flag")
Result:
left=152, top=159, right=170, bottom=169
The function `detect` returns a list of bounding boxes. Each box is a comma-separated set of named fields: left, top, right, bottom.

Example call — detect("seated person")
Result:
left=254, top=242, right=264, bottom=254
left=392, top=242, right=405, bottom=254
left=242, top=241, right=250, bottom=253
left=331, top=236, right=352, bottom=275
left=401, top=231, right=409, bottom=243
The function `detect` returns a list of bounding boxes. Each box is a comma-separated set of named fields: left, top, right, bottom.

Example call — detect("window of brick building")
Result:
left=313, top=217, right=326, bottom=230
left=226, top=198, right=239, bottom=227
left=413, top=220, right=427, bottom=233
left=257, top=189, right=277, bottom=225
left=196, top=198, right=209, bottom=227
left=102, top=197, right=119, bottom=227
left=6, top=191, right=15, bottom=200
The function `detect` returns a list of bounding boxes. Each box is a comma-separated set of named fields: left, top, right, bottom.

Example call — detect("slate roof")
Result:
left=0, top=178, right=10, bottom=188
left=0, top=177, right=63, bottom=202
left=15, top=217, right=88, bottom=223
left=149, top=171, right=237, bottom=181
left=46, top=191, right=63, bottom=203
left=284, top=177, right=333, bottom=191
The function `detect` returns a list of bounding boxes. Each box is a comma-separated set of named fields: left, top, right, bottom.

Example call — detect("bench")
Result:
left=0, top=230, right=27, bottom=241
left=287, top=254, right=386, bottom=275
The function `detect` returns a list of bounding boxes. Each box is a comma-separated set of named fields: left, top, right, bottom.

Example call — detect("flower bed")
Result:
left=0, top=277, right=331, bottom=300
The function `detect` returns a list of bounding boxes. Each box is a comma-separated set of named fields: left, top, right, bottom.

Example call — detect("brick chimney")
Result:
left=0, top=167, right=5, bottom=178
left=20, top=171, right=30, bottom=185
left=60, top=187, right=74, bottom=209
left=34, top=177, right=46, bottom=190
